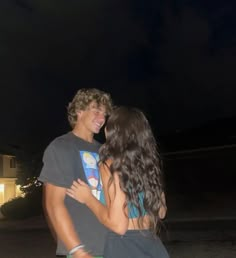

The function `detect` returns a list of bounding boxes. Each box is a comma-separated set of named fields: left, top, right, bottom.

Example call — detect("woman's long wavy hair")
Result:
left=99, top=106, right=165, bottom=233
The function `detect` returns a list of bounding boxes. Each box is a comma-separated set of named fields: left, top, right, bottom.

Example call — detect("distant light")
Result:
left=16, top=185, right=24, bottom=197
left=0, top=184, right=4, bottom=193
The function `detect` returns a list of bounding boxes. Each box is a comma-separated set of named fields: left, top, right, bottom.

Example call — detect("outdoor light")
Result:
left=16, top=185, right=24, bottom=197
left=0, top=184, right=4, bottom=204
left=0, top=184, right=4, bottom=192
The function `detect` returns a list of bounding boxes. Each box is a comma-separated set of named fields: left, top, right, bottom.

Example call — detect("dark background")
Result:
left=0, top=0, right=236, bottom=205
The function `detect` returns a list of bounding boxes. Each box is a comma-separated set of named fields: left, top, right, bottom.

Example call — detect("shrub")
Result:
left=0, top=186, right=43, bottom=219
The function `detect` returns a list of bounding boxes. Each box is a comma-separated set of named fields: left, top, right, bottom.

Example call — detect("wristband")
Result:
left=69, top=244, right=85, bottom=255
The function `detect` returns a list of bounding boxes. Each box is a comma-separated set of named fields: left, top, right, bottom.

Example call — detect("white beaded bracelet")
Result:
left=69, top=244, right=85, bottom=255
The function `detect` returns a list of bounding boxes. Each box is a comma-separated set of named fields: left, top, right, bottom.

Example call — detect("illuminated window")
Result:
left=0, top=184, right=4, bottom=192
left=0, top=184, right=4, bottom=204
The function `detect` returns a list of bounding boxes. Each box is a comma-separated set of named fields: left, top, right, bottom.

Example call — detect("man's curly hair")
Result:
left=67, top=88, right=113, bottom=128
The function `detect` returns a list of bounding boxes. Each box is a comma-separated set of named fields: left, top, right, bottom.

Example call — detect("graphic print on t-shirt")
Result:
left=79, top=151, right=102, bottom=200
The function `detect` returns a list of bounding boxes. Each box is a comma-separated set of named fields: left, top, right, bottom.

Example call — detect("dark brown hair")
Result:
left=99, top=106, right=165, bottom=233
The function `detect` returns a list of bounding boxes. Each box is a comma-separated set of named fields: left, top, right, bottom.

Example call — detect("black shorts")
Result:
left=104, top=230, right=169, bottom=258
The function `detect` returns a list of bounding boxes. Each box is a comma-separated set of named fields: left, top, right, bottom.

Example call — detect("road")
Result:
left=0, top=228, right=56, bottom=258
left=1, top=217, right=236, bottom=258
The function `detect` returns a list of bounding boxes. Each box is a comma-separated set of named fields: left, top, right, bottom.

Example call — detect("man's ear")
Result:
left=76, top=110, right=82, bottom=119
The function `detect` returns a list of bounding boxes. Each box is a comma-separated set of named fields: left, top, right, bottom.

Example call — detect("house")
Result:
left=0, top=153, right=22, bottom=205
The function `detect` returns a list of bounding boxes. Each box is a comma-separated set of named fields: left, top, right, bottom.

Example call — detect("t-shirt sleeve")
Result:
left=38, top=140, right=73, bottom=188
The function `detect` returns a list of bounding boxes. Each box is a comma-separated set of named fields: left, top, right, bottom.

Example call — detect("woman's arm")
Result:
left=98, top=162, right=129, bottom=234
left=66, top=161, right=128, bottom=235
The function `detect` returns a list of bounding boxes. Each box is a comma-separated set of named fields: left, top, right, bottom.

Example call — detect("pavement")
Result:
left=1, top=215, right=236, bottom=258
left=1, top=192, right=236, bottom=257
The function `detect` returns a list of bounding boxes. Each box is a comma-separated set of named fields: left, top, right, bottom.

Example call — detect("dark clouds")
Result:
left=0, top=0, right=236, bottom=149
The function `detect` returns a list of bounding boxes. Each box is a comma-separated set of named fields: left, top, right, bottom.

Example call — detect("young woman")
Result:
left=67, top=106, right=169, bottom=258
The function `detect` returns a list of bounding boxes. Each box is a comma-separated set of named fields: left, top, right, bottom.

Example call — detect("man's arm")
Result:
left=43, top=183, right=92, bottom=258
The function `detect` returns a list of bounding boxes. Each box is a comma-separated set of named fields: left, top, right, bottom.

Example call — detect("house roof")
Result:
left=0, top=145, right=18, bottom=156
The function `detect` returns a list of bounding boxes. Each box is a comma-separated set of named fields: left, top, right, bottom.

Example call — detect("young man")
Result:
left=38, top=88, right=113, bottom=258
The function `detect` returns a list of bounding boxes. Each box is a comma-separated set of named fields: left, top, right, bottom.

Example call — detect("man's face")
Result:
left=78, top=101, right=107, bottom=134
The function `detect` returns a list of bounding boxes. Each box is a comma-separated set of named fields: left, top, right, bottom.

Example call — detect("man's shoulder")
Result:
left=45, top=132, right=73, bottom=151
left=46, top=133, right=102, bottom=153
left=53, top=132, right=72, bottom=143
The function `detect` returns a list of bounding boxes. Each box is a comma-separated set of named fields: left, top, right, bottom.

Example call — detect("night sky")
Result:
left=0, top=0, right=236, bottom=152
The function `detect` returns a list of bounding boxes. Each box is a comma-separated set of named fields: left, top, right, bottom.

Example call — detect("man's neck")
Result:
left=72, top=129, right=94, bottom=143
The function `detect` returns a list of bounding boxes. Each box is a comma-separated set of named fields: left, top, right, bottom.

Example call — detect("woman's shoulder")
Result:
left=99, top=159, right=113, bottom=175
left=100, top=158, right=112, bottom=166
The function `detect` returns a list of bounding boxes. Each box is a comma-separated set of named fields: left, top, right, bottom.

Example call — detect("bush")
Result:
left=0, top=186, right=43, bottom=219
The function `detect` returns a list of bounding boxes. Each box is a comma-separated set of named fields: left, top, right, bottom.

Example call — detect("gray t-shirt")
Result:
left=38, top=132, right=108, bottom=256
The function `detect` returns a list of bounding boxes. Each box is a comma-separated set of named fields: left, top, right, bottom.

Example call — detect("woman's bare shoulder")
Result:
left=99, top=159, right=113, bottom=170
